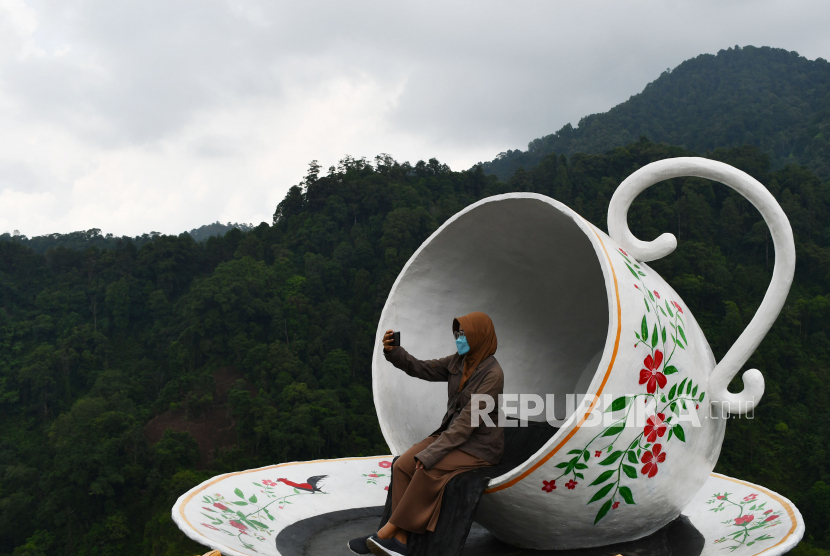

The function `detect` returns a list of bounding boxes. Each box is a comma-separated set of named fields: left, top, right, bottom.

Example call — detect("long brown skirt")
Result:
left=388, top=435, right=492, bottom=534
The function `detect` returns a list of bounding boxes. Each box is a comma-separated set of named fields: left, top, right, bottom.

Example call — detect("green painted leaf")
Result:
left=555, top=461, right=569, bottom=469
left=648, top=289, right=655, bottom=301
left=635, top=332, right=641, bottom=340
left=667, top=428, right=673, bottom=442
left=249, top=495, right=257, bottom=503
left=234, top=488, right=245, bottom=499
left=669, top=401, right=677, bottom=414
left=589, top=483, right=614, bottom=504
left=662, top=327, right=667, bottom=343
left=659, top=306, right=667, bottom=316
left=641, top=316, right=648, bottom=341
left=664, top=365, right=679, bottom=375
left=607, top=396, right=629, bottom=412
left=575, top=472, right=584, bottom=479
left=678, top=378, right=688, bottom=397
left=665, top=301, right=674, bottom=317
left=686, top=380, right=693, bottom=395
left=674, top=424, right=686, bottom=442
left=622, top=464, right=637, bottom=479
left=668, top=384, right=677, bottom=400
left=594, top=499, right=613, bottom=524
left=627, top=451, right=638, bottom=464
left=583, top=451, right=590, bottom=462
left=644, top=298, right=650, bottom=312
left=249, top=520, right=268, bottom=529
left=692, top=385, right=698, bottom=397
left=638, top=271, right=646, bottom=276
left=567, top=449, right=582, bottom=455
left=626, top=263, right=639, bottom=278
left=232, top=501, right=248, bottom=506
left=599, top=451, right=624, bottom=466
left=602, top=424, right=625, bottom=437
left=651, top=324, right=658, bottom=348
left=619, top=485, right=636, bottom=504
left=699, top=392, right=705, bottom=402
left=678, top=326, right=687, bottom=344
left=590, top=469, right=615, bottom=486
left=575, top=463, right=588, bottom=470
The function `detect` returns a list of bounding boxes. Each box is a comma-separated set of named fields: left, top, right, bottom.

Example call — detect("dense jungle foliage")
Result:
left=483, top=46, right=830, bottom=182
left=1, top=141, right=830, bottom=554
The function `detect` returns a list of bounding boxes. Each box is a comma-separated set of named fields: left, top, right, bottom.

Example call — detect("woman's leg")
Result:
left=388, top=449, right=491, bottom=535
left=377, top=436, right=437, bottom=543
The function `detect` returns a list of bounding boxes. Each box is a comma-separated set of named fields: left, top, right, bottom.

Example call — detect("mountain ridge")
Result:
left=480, top=45, right=830, bottom=181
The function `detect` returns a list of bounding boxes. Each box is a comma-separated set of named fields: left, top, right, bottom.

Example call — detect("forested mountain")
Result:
left=1, top=144, right=830, bottom=555
left=482, top=46, right=830, bottom=182
left=0, top=222, right=256, bottom=255
left=187, top=222, right=255, bottom=243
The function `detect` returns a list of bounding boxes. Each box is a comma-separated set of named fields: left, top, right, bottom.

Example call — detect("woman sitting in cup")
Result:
left=350, top=311, right=505, bottom=556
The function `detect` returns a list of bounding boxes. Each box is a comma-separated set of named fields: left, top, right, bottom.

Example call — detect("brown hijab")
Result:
left=453, top=311, right=498, bottom=391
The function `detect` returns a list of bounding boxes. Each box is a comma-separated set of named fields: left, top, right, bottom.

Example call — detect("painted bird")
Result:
left=277, top=475, right=327, bottom=493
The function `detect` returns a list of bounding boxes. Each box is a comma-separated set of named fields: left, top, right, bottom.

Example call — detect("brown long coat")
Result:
left=383, top=347, right=504, bottom=469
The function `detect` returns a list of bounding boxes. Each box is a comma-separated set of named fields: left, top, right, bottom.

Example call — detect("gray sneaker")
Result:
left=367, top=535, right=408, bottom=556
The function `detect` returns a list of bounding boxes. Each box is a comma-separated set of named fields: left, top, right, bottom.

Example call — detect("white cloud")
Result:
left=0, top=0, right=828, bottom=236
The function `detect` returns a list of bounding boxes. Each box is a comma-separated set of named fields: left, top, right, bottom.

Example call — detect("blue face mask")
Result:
left=455, top=335, right=470, bottom=355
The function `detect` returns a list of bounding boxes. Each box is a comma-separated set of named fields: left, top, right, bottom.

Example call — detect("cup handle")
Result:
left=607, top=157, right=795, bottom=415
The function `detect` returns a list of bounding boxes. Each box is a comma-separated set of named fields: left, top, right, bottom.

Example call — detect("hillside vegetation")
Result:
left=483, top=46, right=830, bottom=182
left=1, top=144, right=830, bottom=554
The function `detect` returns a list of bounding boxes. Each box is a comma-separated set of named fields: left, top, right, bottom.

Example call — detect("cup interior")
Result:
left=374, top=195, right=611, bottom=454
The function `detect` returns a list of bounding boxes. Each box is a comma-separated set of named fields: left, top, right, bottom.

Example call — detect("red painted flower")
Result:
left=379, top=461, right=392, bottom=468
left=620, top=248, right=629, bottom=256
left=644, top=413, right=667, bottom=442
left=201, top=523, right=220, bottom=531
left=213, top=502, right=229, bottom=511
left=641, top=444, right=666, bottom=478
left=716, top=495, right=727, bottom=500
left=262, top=479, right=277, bottom=487
left=743, top=493, right=758, bottom=502
left=696, top=404, right=699, bottom=410
left=734, top=515, right=754, bottom=526
left=384, top=486, right=389, bottom=491
left=230, top=520, right=248, bottom=531
left=765, top=515, right=780, bottom=522
left=612, top=502, right=619, bottom=509
left=542, top=480, right=556, bottom=492
left=594, top=450, right=602, bottom=458
left=634, top=285, right=639, bottom=290
left=368, top=473, right=379, bottom=478
left=672, top=301, right=683, bottom=314
left=639, top=350, right=666, bottom=394
left=764, top=510, right=773, bottom=514
left=565, top=479, right=577, bottom=490
left=653, top=290, right=660, bottom=299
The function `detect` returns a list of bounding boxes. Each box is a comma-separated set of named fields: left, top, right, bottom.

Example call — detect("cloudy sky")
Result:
left=1, top=0, right=829, bottom=237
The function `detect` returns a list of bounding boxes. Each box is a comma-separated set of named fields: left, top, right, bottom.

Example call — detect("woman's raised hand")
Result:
left=383, top=329, right=397, bottom=352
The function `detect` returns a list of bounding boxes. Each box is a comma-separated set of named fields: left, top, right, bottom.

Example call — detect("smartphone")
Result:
left=391, top=331, right=400, bottom=347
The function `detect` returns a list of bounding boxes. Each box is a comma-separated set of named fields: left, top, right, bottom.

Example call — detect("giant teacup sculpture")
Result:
left=372, top=157, right=796, bottom=549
